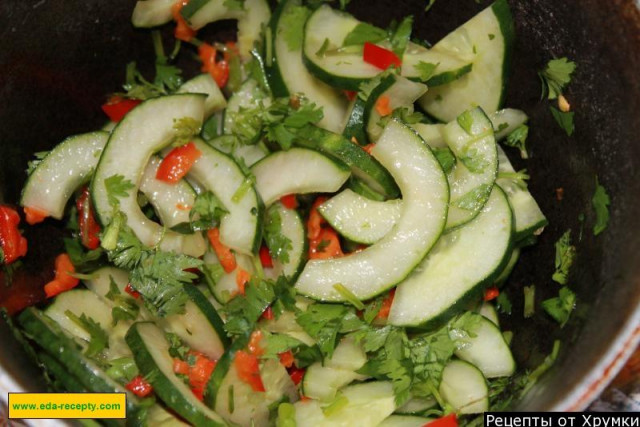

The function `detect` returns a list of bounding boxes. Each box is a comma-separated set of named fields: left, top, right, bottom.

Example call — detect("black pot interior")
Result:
left=1, top=0, right=639, bottom=411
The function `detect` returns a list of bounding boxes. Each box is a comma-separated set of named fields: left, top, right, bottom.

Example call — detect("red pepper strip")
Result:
left=288, top=366, right=306, bottom=386
left=0, top=206, right=28, bottom=264
left=173, top=358, right=190, bottom=376
left=126, top=375, right=154, bottom=397
left=172, top=0, right=196, bottom=42
left=424, top=413, right=458, bottom=427
left=376, top=288, right=396, bottom=320
left=280, top=194, right=298, bottom=210
left=375, top=95, right=392, bottom=116
left=43, top=254, right=79, bottom=298
left=309, top=227, right=343, bottom=260
left=234, top=350, right=265, bottom=392
left=207, top=228, right=236, bottom=273
left=198, top=43, right=230, bottom=88
left=261, top=306, right=274, bottom=320
left=23, top=206, right=48, bottom=225
left=362, top=143, right=376, bottom=155
left=124, top=283, right=141, bottom=299
left=76, top=187, right=101, bottom=250
left=235, top=268, right=251, bottom=296
left=278, top=350, right=295, bottom=369
left=259, top=245, right=273, bottom=268
left=483, top=286, right=500, bottom=301
left=343, top=90, right=357, bottom=101
left=101, top=96, right=141, bottom=123
left=248, top=330, right=265, bottom=357
left=363, top=42, right=402, bottom=70
left=307, top=197, right=329, bottom=241
left=189, top=354, right=217, bottom=401
left=156, top=142, right=202, bottom=184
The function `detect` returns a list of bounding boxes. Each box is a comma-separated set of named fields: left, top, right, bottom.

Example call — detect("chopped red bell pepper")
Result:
left=124, top=283, right=141, bottom=299
left=363, top=42, right=402, bottom=70
left=101, top=96, right=141, bottom=123
left=376, top=288, right=396, bottom=320
left=234, top=350, right=265, bottom=392
left=188, top=354, right=217, bottom=401
left=207, top=228, right=237, bottom=273
left=156, top=142, right=202, bottom=184
left=375, top=95, right=392, bottom=116
left=483, top=286, right=500, bottom=301
left=173, top=358, right=190, bottom=376
left=309, top=227, right=343, bottom=260
left=235, top=268, right=251, bottom=296
left=259, top=245, right=273, bottom=268
left=260, top=306, right=274, bottom=321
left=43, top=253, right=79, bottom=298
left=278, top=350, right=295, bottom=369
left=362, top=143, right=376, bottom=155
left=288, top=367, right=305, bottom=386
left=0, top=206, right=28, bottom=264
left=126, top=375, right=154, bottom=397
left=76, top=187, right=101, bottom=250
left=280, top=194, right=298, bottom=210
left=172, top=0, right=196, bottom=42
left=307, top=197, right=329, bottom=241
left=23, top=206, right=48, bottom=225
left=343, top=90, right=357, bottom=101
left=248, top=330, right=264, bottom=357
left=198, top=43, right=230, bottom=88
left=425, top=413, right=458, bottom=427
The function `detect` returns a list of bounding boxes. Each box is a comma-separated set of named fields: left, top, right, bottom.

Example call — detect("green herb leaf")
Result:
left=549, top=107, right=574, bottom=136
left=333, top=284, right=365, bottom=310
left=26, top=151, right=50, bottom=175
left=172, top=117, right=201, bottom=146
left=389, top=16, right=413, bottom=58
left=539, top=57, right=576, bottom=100
left=296, top=303, right=354, bottom=358
left=454, top=184, right=491, bottom=211
left=315, top=38, right=331, bottom=57
left=223, top=278, right=276, bottom=338
left=106, top=357, right=139, bottom=382
left=496, top=292, right=512, bottom=315
left=189, top=191, right=228, bottom=232
left=503, top=124, right=529, bottom=159
left=433, top=148, right=456, bottom=174
left=592, top=177, right=610, bottom=236
left=104, top=174, right=135, bottom=208
left=458, top=147, right=490, bottom=173
left=264, top=208, right=293, bottom=265
left=542, top=287, right=576, bottom=326
left=425, top=0, right=437, bottom=12
left=343, top=22, right=388, bottom=46
left=281, top=6, right=311, bottom=51
left=552, top=230, right=576, bottom=285
left=66, top=311, right=109, bottom=357
left=261, top=331, right=305, bottom=359
left=154, top=63, right=183, bottom=93
left=276, top=402, right=296, bottom=427
left=413, top=61, right=440, bottom=82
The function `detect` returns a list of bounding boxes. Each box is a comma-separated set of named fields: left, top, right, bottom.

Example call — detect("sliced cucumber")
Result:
left=206, top=251, right=256, bottom=303
left=294, top=381, right=396, bottom=427
left=477, top=301, right=500, bottom=326
left=132, top=0, right=175, bottom=27
left=439, top=359, right=488, bottom=414
left=395, top=396, right=437, bottom=415
left=497, top=146, right=547, bottom=240
left=44, top=290, right=114, bottom=342
left=83, top=266, right=130, bottom=297
left=389, top=187, right=512, bottom=328
left=453, top=313, right=515, bottom=378
left=494, top=247, right=520, bottom=286
left=139, top=156, right=197, bottom=228
left=159, top=284, right=229, bottom=361
left=418, top=0, right=514, bottom=122
left=267, top=202, right=307, bottom=280
left=188, top=138, right=263, bottom=254
left=402, top=42, right=472, bottom=86
left=294, top=125, right=399, bottom=198
left=91, top=94, right=207, bottom=257
left=268, top=0, right=348, bottom=133
left=125, top=322, right=227, bottom=426
left=318, top=189, right=402, bottom=245
left=295, top=120, right=449, bottom=302
left=251, top=147, right=350, bottom=206
left=489, top=108, right=528, bottom=140
left=214, top=358, right=298, bottom=426
left=379, top=415, right=434, bottom=427
left=443, top=107, right=498, bottom=230
left=182, top=0, right=271, bottom=60
left=21, top=131, right=108, bottom=219
left=208, top=135, right=270, bottom=167
left=259, top=310, right=316, bottom=346
left=178, top=73, right=227, bottom=118
left=411, top=123, right=447, bottom=149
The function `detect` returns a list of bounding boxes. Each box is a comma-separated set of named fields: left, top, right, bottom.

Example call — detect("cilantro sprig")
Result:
left=592, top=177, right=610, bottom=236
left=538, top=57, right=577, bottom=100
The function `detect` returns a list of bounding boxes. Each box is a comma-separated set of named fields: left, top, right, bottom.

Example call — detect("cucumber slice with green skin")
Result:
left=402, top=42, right=473, bottom=86
left=497, top=147, right=548, bottom=240
left=223, top=79, right=269, bottom=139
left=214, top=358, right=298, bottom=427
left=83, top=266, right=130, bottom=297
left=453, top=313, right=515, bottom=378
left=293, top=381, right=396, bottom=427
left=267, top=202, right=307, bottom=280
left=140, top=156, right=197, bottom=228
left=318, top=189, right=402, bottom=245
left=208, top=135, right=270, bottom=167
left=188, top=139, right=264, bottom=255
left=379, top=415, right=434, bottom=427
left=295, top=120, right=449, bottom=302
left=268, top=0, right=349, bottom=134
left=259, top=310, right=316, bottom=346
left=178, top=73, right=227, bottom=118
left=181, top=0, right=271, bottom=60
left=489, top=108, right=528, bottom=140
left=294, top=124, right=400, bottom=199
left=206, top=251, right=256, bottom=303
left=394, top=396, right=437, bottom=415
left=21, top=131, right=108, bottom=219
left=477, top=301, right=500, bottom=326
left=418, top=0, right=515, bottom=122
left=91, top=94, right=207, bottom=257
left=494, top=247, right=520, bottom=286
left=251, top=147, right=351, bottom=206
left=443, top=107, right=498, bottom=230
left=38, top=352, right=88, bottom=393
left=439, top=359, right=489, bottom=414
left=388, top=187, right=512, bottom=328
left=159, top=284, right=229, bottom=361
left=131, top=0, right=175, bottom=27
left=125, top=322, right=228, bottom=426
left=44, top=290, right=114, bottom=342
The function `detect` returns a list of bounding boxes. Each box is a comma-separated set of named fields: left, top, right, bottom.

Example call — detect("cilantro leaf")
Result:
left=552, top=230, right=576, bottom=285
left=497, top=169, right=530, bottom=190
left=104, top=174, right=135, bottom=208
left=261, top=331, right=305, bottom=359
left=154, top=63, right=183, bottom=93
left=64, top=238, right=105, bottom=274
left=503, top=124, right=529, bottom=159
left=389, top=16, right=414, bottom=58
left=223, top=278, right=276, bottom=338
left=281, top=6, right=311, bottom=51
left=189, top=191, right=228, bottom=232
left=542, top=287, right=576, bottom=326
left=172, top=117, right=201, bottom=147
left=271, top=275, right=298, bottom=317
left=66, top=311, right=109, bottom=357
left=454, top=184, right=491, bottom=211
left=592, top=177, right=610, bottom=236
left=413, top=61, right=439, bottom=82
left=539, top=57, right=576, bottom=100
left=296, top=304, right=354, bottom=358
left=343, top=23, right=388, bottom=46
left=549, top=107, right=574, bottom=136
left=264, top=208, right=293, bottom=265
left=496, top=292, right=512, bottom=315
left=458, top=147, right=490, bottom=173
left=26, top=151, right=49, bottom=175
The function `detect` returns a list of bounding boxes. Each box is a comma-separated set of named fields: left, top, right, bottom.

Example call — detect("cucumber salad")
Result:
left=8, top=0, right=551, bottom=425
